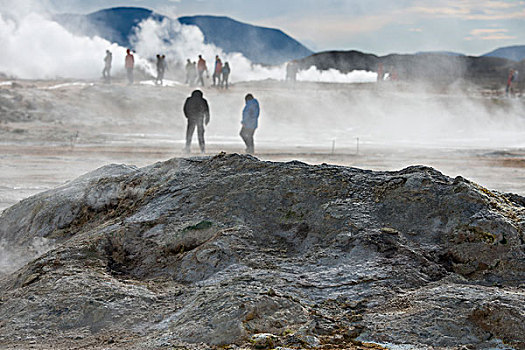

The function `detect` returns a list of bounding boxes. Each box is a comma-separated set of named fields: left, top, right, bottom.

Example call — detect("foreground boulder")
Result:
left=0, top=153, right=524, bottom=349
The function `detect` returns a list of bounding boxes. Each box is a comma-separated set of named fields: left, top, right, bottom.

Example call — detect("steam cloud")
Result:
left=0, top=8, right=375, bottom=83
left=0, top=12, right=154, bottom=80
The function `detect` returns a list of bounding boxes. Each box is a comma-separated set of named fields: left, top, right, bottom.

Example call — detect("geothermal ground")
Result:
left=1, top=78, right=524, bottom=213
left=0, top=78, right=524, bottom=349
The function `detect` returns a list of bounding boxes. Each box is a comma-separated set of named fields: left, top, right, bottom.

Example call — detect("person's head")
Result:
left=106, top=50, right=110, bottom=54
left=245, top=93, right=254, bottom=102
left=127, top=49, right=131, bottom=54
left=162, top=55, right=165, bottom=59
left=216, top=55, right=219, bottom=59
left=157, top=54, right=160, bottom=58
left=191, top=90, right=203, bottom=98
left=225, top=62, right=229, bottom=67
left=198, top=55, right=202, bottom=59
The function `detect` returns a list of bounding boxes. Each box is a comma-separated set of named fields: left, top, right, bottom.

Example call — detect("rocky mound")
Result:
left=0, top=153, right=524, bottom=349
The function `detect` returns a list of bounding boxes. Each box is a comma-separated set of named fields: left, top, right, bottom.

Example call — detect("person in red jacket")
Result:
left=197, top=55, right=208, bottom=87
left=213, top=55, right=222, bottom=86
left=125, top=49, right=134, bottom=84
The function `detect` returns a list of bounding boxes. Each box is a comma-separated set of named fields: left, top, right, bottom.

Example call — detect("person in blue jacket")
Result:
left=240, top=93, right=260, bottom=154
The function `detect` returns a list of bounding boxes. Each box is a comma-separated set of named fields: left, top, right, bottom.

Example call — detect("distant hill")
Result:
left=178, top=15, right=312, bottom=65
left=296, top=50, right=524, bottom=85
left=54, top=7, right=162, bottom=49
left=415, top=51, right=465, bottom=57
left=54, top=7, right=312, bottom=65
left=482, top=45, right=525, bottom=62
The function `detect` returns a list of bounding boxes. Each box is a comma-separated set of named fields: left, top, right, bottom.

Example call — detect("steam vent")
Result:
left=1, top=153, right=524, bottom=349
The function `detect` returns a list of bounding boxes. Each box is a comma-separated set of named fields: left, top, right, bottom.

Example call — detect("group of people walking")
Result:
left=183, top=90, right=259, bottom=154
left=185, top=55, right=231, bottom=88
left=104, top=50, right=233, bottom=87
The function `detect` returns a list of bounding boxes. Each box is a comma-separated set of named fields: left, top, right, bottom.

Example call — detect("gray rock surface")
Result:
left=0, top=153, right=524, bottom=349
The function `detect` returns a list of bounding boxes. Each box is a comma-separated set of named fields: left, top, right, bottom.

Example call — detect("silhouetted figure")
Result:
left=191, top=61, right=197, bottom=85
left=507, top=69, right=518, bottom=97
left=513, top=70, right=519, bottom=94
left=155, top=54, right=167, bottom=85
left=125, top=49, right=134, bottom=84
left=102, top=50, right=112, bottom=83
left=388, top=66, right=398, bottom=81
left=197, top=55, right=208, bottom=87
left=221, top=62, right=231, bottom=89
left=185, top=59, right=193, bottom=84
left=213, top=55, right=222, bottom=86
left=183, top=90, right=210, bottom=153
left=240, top=93, right=260, bottom=154
left=377, top=62, right=384, bottom=82
left=286, top=61, right=298, bottom=81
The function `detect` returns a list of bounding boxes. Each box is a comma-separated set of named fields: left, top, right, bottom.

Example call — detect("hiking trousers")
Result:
left=240, top=126, right=255, bottom=154
left=186, top=118, right=205, bottom=153
left=126, top=68, right=134, bottom=84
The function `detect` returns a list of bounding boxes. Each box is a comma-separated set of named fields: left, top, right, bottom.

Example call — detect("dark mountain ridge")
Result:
left=178, top=15, right=312, bottom=65
left=54, top=7, right=312, bottom=65
left=482, top=45, right=525, bottom=62
left=296, top=50, right=524, bottom=85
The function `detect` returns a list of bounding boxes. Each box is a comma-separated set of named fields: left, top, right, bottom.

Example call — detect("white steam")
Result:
left=0, top=9, right=374, bottom=83
left=131, top=17, right=374, bottom=83
left=0, top=237, right=54, bottom=276
left=0, top=12, right=154, bottom=80
left=298, top=67, right=376, bottom=83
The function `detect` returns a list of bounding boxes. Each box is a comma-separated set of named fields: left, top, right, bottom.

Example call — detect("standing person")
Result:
left=240, top=93, right=260, bottom=154
left=125, top=49, right=134, bottom=84
left=506, top=69, right=514, bottom=97
left=377, top=62, right=384, bottom=82
left=183, top=90, right=210, bottom=154
left=102, top=50, right=112, bottom=83
left=161, top=55, right=167, bottom=81
left=213, top=55, right=222, bottom=86
left=155, top=54, right=162, bottom=85
left=286, top=61, right=298, bottom=81
left=221, top=62, right=231, bottom=89
left=185, top=59, right=193, bottom=84
left=511, top=70, right=519, bottom=96
left=191, top=61, right=198, bottom=86
left=155, top=54, right=167, bottom=85
left=197, top=55, right=208, bottom=87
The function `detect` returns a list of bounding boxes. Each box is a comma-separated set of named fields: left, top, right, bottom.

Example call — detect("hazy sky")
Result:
left=43, top=0, right=525, bottom=55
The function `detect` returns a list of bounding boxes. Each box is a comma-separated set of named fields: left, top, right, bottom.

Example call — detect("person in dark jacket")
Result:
left=221, top=62, right=231, bottom=89
left=102, top=50, right=112, bottom=83
left=240, top=93, right=260, bottom=154
left=183, top=90, right=210, bottom=153
left=156, top=54, right=167, bottom=85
